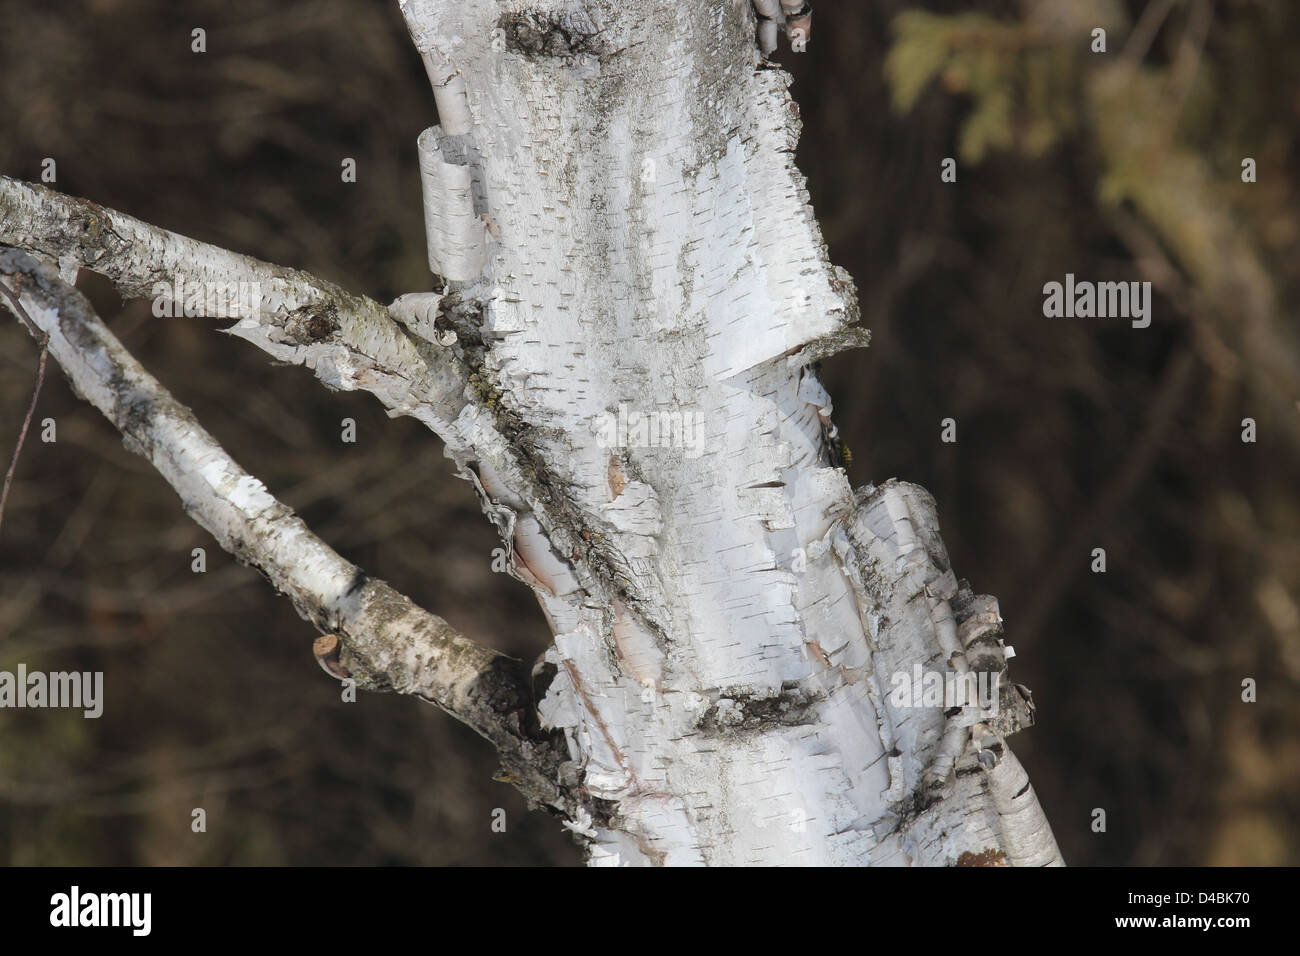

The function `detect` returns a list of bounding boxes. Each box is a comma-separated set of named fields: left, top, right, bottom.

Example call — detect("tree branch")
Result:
left=0, top=247, right=574, bottom=815
left=0, top=176, right=471, bottom=446
left=0, top=177, right=593, bottom=617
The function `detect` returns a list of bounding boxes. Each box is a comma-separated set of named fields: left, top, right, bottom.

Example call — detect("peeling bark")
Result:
left=390, top=0, right=1061, bottom=865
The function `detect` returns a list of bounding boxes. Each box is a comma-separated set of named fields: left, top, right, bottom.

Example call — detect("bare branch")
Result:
left=0, top=247, right=573, bottom=814
left=0, top=176, right=471, bottom=444
left=0, top=178, right=577, bottom=606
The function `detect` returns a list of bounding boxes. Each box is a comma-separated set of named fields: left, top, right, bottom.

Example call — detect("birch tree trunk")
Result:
left=393, top=0, right=1060, bottom=866
left=0, top=0, right=1062, bottom=866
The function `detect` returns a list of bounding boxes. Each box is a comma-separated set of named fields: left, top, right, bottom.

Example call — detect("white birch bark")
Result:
left=0, top=0, right=1063, bottom=866
left=0, top=248, right=575, bottom=814
left=392, top=0, right=1061, bottom=865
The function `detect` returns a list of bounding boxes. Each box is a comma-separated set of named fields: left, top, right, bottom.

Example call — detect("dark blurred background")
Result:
left=0, top=0, right=1296, bottom=865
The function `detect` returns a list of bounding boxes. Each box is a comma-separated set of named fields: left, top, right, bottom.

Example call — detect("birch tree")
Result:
left=0, top=0, right=1061, bottom=866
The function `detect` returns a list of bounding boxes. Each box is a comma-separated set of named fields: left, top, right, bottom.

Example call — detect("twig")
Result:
left=1165, top=0, right=1212, bottom=117
left=0, top=276, right=50, bottom=537
left=1106, top=205, right=1241, bottom=380
left=1122, top=0, right=1179, bottom=66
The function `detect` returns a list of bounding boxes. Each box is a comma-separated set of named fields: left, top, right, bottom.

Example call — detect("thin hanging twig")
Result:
left=0, top=275, right=50, bottom=538
left=1122, top=0, right=1179, bottom=66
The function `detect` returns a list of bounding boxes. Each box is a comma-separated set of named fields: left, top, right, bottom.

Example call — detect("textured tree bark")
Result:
left=0, top=0, right=1062, bottom=866
left=392, top=0, right=1061, bottom=865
